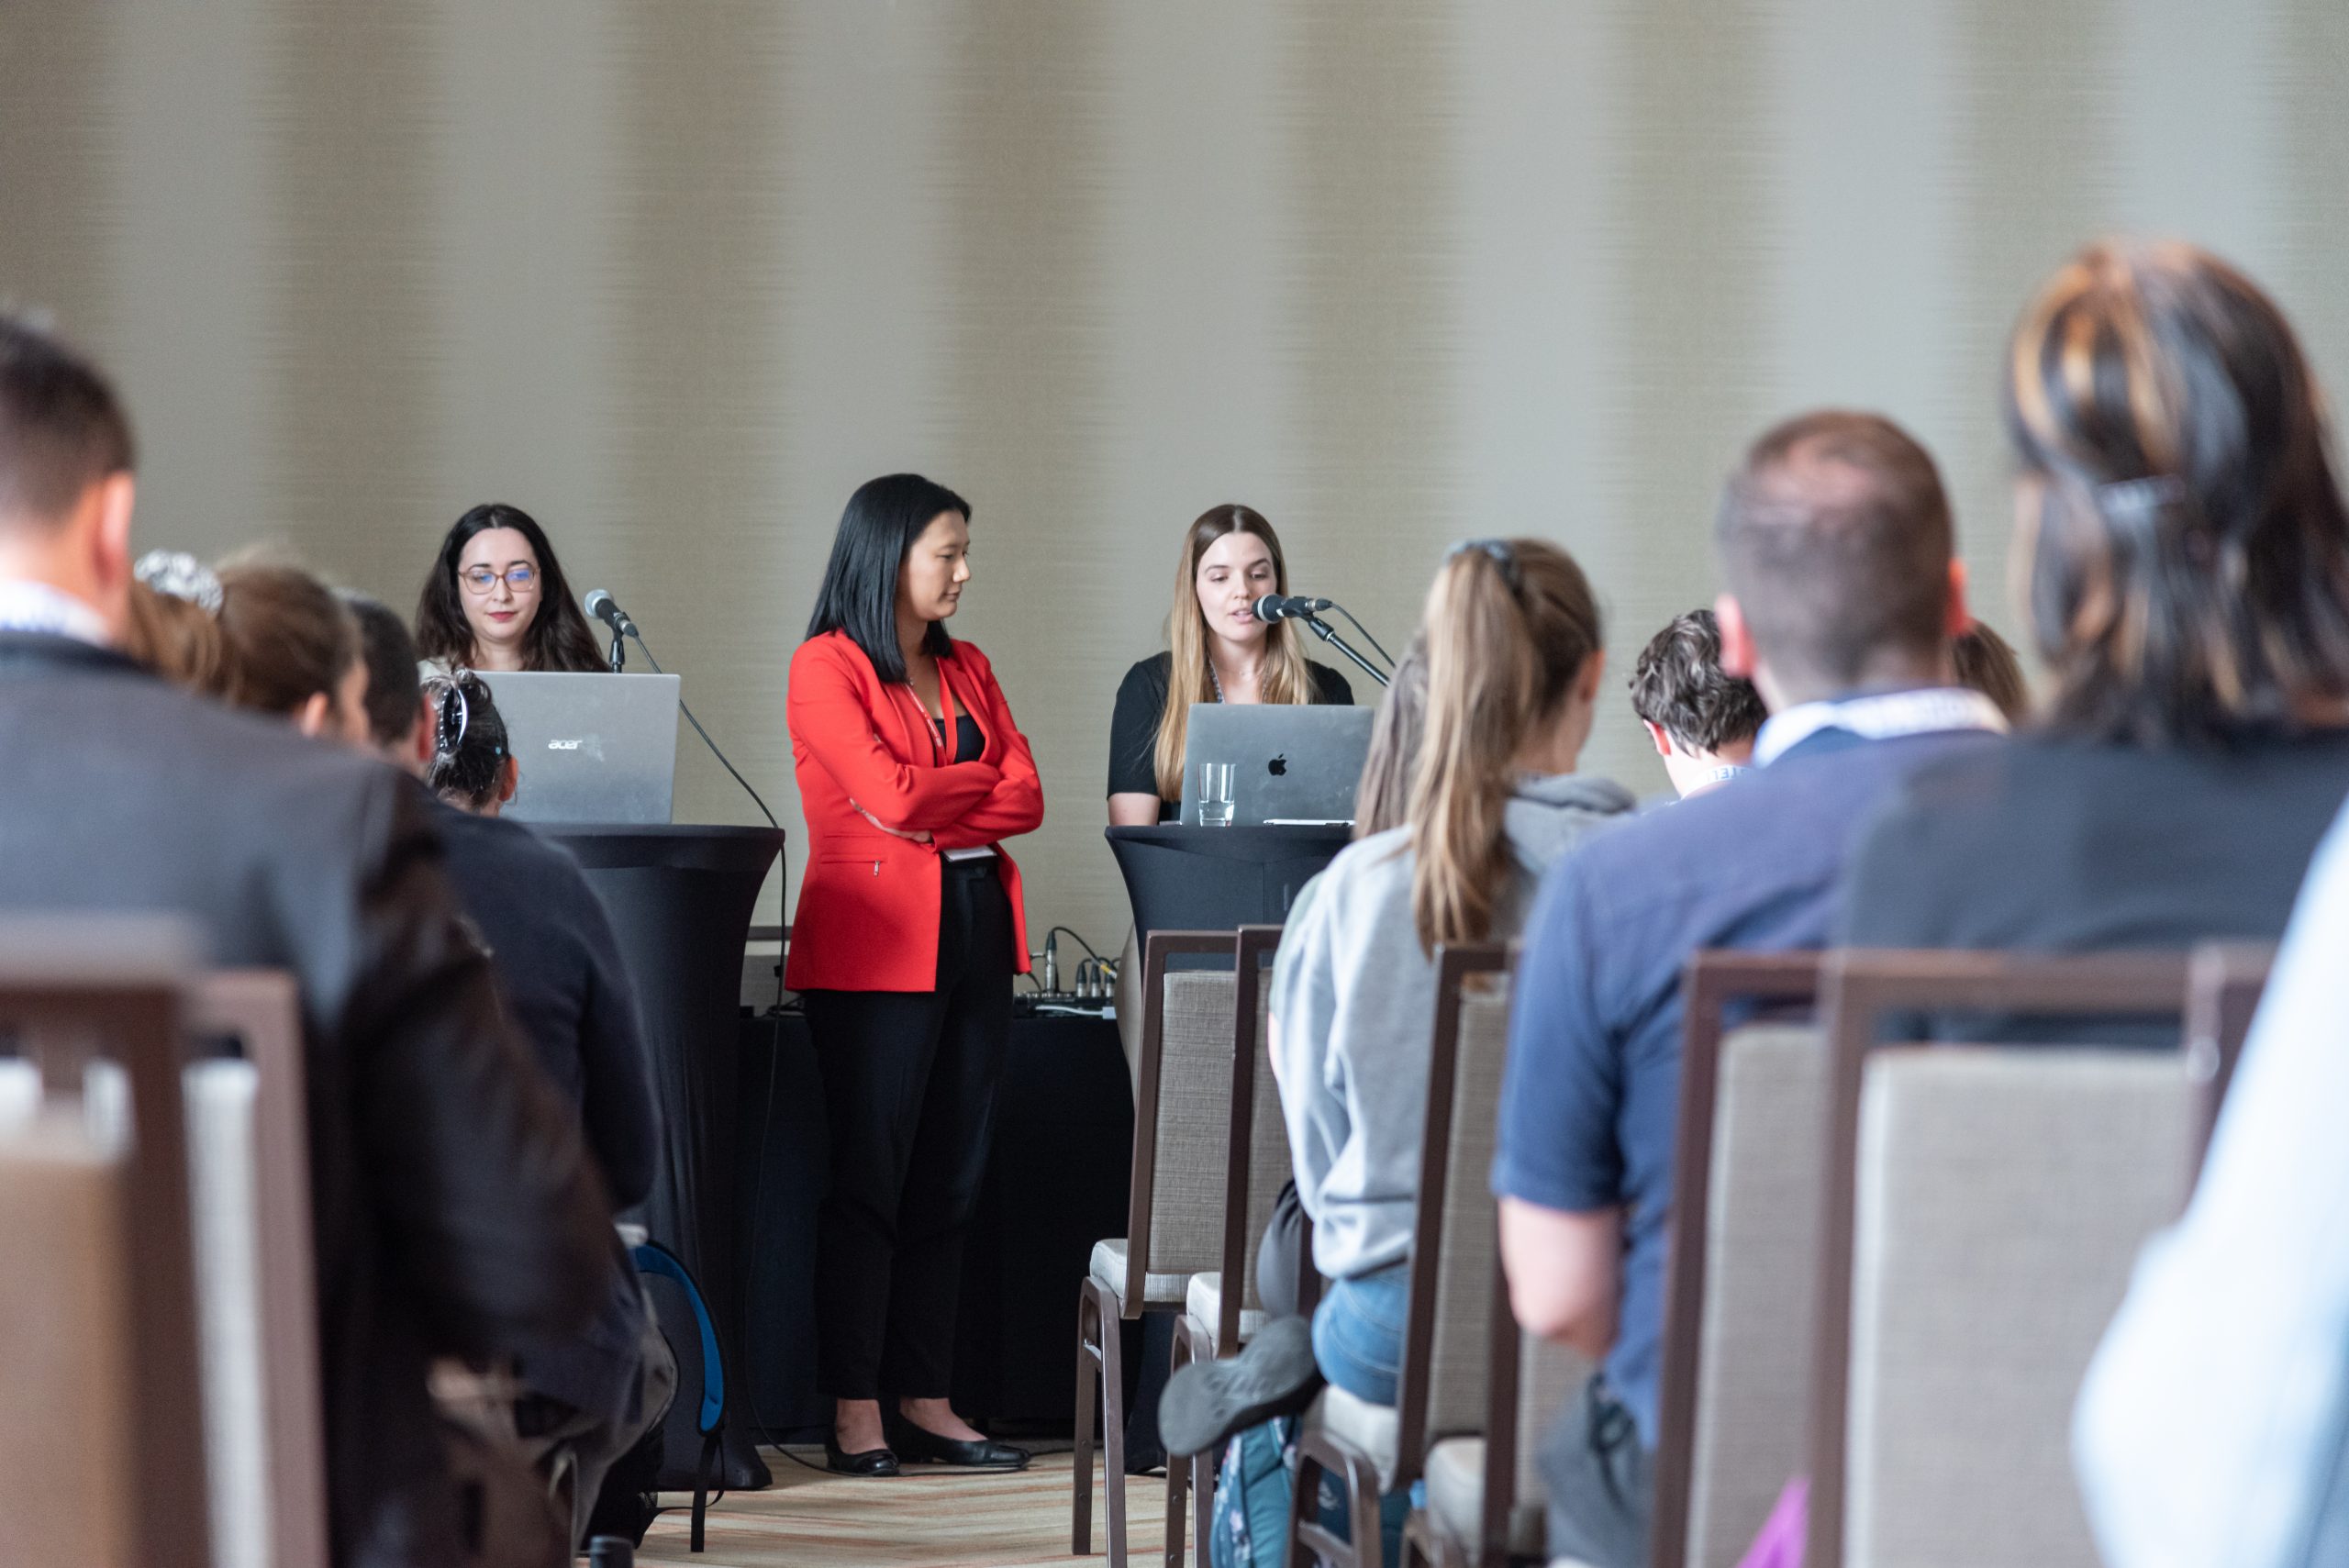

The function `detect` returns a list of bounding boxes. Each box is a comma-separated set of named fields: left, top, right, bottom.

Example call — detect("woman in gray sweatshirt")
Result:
left=1268, top=536, right=1632, bottom=1406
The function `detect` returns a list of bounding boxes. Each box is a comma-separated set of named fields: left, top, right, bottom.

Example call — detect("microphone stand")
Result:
left=606, top=628, right=627, bottom=673
left=1297, top=614, right=1390, bottom=688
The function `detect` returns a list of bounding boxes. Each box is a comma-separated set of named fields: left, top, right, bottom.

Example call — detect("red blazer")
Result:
left=785, top=630, right=1044, bottom=993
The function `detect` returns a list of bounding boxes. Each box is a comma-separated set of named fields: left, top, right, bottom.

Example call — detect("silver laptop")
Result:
left=1177, top=704, right=1375, bottom=826
left=474, top=671, right=682, bottom=825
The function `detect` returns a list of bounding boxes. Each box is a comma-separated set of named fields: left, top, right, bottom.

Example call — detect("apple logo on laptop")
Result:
left=1268, top=753, right=1287, bottom=777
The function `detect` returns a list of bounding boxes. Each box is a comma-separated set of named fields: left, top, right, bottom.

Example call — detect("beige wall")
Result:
left=6, top=1, right=2347, bottom=946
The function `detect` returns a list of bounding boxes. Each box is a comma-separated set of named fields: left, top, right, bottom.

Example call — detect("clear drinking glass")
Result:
left=1197, top=762, right=1237, bottom=827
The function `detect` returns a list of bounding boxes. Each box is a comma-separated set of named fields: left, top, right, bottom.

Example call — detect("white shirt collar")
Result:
left=1753, top=686, right=2008, bottom=767
left=0, top=580, right=112, bottom=649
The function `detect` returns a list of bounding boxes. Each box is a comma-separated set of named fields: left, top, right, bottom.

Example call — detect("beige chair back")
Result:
left=186, top=971, right=328, bottom=1568
left=1807, top=948, right=2195, bottom=1568
left=1652, top=951, right=1824, bottom=1568
left=0, top=917, right=209, bottom=1568
left=1395, top=944, right=1512, bottom=1486
left=0, top=1118, right=141, bottom=1567
left=1675, top=1025, right=1831, bottom=1568
left=1125, top=931, right=1242, bottom=1312
left=1216, top=926, right=1291, bottom=1340
left=1842, top=1047, right=2189, bottom=1568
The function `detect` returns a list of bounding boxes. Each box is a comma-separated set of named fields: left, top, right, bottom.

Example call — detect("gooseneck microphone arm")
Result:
left=1296, top=614, right=1391, bottom=689
left=589, top=591, right=780, bottom=828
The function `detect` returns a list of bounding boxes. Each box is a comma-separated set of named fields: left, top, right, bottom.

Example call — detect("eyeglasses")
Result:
left=460, top=564, right=538, bottom=594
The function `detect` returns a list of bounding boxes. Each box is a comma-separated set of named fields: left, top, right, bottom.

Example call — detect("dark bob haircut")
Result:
left=413, top=502, right=604, bottom=673
left=2008, top=239, right=2349, bottom=746
left=805, top=473, right=972, bottom=684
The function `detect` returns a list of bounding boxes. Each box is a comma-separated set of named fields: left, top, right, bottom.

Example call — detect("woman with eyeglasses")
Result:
left=414, top=502, right=605, bottom=674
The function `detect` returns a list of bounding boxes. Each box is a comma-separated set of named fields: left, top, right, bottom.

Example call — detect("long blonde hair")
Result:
left=1408, top=539, right=1602, bottom=953
left=1152, top=505, right=1314, bottom=800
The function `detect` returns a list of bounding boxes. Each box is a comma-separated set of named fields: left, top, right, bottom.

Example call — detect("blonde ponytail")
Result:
left=1408, top=539, right=1602, bottom=953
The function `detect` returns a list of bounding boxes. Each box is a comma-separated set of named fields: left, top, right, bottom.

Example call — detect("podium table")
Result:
left=539, top=822, right=785, bottom=1490
left=1106, top=824, right=1352, bottom=940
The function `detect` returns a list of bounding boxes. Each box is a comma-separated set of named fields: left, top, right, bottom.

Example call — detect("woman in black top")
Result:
left=1108, top=504, right=1353, bottom=824
left=1842, top=240, right=2349, bottom=968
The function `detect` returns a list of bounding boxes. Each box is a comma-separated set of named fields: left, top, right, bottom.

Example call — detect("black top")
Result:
left=1108, top=651, right=1354, bottom=820
left=1839, top=728, right=2349, bottom=1037
left=0, top=632, right=612, bottom=1567
left=930, top=712, right=984, bottom=764
left=430, top=800, right=660, bottom=1210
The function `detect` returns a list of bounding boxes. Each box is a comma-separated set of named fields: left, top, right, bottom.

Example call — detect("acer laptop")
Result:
left=473, top=671, right=681, bottom=825
left=1177, top=704, right=1375, bottom=826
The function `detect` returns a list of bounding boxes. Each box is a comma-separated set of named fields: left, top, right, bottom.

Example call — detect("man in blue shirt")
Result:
left=1490, top=410, right=2007, bottom=1568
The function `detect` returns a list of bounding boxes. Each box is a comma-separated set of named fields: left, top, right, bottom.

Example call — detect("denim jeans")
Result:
left=1311, top=1261, right=1408, bottom=1405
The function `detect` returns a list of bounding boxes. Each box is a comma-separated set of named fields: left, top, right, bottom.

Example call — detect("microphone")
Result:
left=1252, top=594, right=1336, bottom=623
left=584, top=589, right=639, bottom=640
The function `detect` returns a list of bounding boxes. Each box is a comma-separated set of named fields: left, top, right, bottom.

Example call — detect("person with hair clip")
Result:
left=414, top=502, right=606, bottom=674
left=420, top=670, right=672, bottom=1550
left=1181, top=541, right=1633, bottom=1564
left=786, top=473, right=1044, bottom=1477
left=212, top=557, right=374, bottom=744
left=1107, top=503, right=1354, bottom=826
left=120, top=550, right=224, bottom=690
left=1841, top=239, right=2349, bottom=1002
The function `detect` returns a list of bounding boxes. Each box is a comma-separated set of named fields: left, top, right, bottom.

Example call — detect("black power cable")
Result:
left=623, top=630, right=779, bottom=829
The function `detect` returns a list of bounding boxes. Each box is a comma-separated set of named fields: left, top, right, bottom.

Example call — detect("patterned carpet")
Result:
left=637, top=1450, right=1174, bottom=1568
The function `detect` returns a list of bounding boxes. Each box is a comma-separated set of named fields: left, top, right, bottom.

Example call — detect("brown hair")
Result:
left=1628, top=607, right=1766, bottom=752
left=2007, top=240, right=2349, bottom=744
left=214, top=560, right=360, bottom=718
left=1151, top=504, right=1314, bottom=800
left=1351, top=632, right=1430, bottom=840
left=0, top=313, right=133, bottom=527
left=1715, top=410, right=1954, bottom=698
left=120, top=579, right=222, bottom=690
left=1953, top=621, right=2030, bottom=725
left=1407, top=539, right=1603, bottom=953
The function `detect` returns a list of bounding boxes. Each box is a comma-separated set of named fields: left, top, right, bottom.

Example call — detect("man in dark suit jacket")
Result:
left=0, top=320, right=617, bottom=1563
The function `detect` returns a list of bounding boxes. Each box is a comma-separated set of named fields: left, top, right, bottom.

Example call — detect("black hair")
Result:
left=0, top=312, right=135, bottom=526
left=426, top=670, right=512, bottom=811
left=1629, top=608, right=1766, bottom=752
left=340, top=591, right=424, bottom=749
left=413, top=503, right=605, bottom=673
left=805, top=473, right=971, bottom=683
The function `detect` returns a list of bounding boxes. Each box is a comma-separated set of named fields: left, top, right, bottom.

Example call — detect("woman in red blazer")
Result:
left=785, top=473, right=1044, bottom=1477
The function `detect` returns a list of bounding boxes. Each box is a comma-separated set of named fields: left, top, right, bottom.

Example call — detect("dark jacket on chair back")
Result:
left=0, top=632, right=617, bottom=1568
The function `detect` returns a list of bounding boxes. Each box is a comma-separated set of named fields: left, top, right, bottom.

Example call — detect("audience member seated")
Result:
left=212, top=557, right=373, bottom=745
left=341, top=591, right=434, bottom=771
left=1838, top=241, right=2349, bottom=975
left=1628, top=607, right=1765, bottom=797
left=2074, top=800, right=2349, bottom=1568
left=414, top=502, right=606, bottom=675
left=417, top=667, right=674, bottom=1548
left=1180, top=539, right=1633, bottom=1566
left=0, top=315, right=615, bottom=1567
left=1490, top=411, right=2005, bottom=1568
left=122, top=550, right=225, bottom=688
left=1952, top=618, right=2030, bottom=724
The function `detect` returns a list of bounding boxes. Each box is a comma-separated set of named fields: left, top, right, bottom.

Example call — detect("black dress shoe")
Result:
left=1158, top=1315, right=1322, bottom=1459
left=824, top=1435, right=900, bottom=1476
left=885, top=1413, right=1031, bottom=1471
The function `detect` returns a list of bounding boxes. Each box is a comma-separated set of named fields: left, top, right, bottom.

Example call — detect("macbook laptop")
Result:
left=1177, top=704, right=1374, bottom=827
left=473, top=671, right=681, bottom=825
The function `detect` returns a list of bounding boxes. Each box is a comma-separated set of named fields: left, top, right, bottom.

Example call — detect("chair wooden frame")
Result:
left=2184, top=941, right=2272, bottom=1175
left=0, top=924, right=210, bottom=1568
left=1167, top=924, right=1286, bottom=1568
left=1803, top=949, right=2194, bottom=1568
left=1302, top=942, right=1510, bottom=1568
left=1077, top=929, right=1239, bottom=1568
left=185, top=969, right=330, bottom=1568
left=1648, top=951, right=1825, bottom=1568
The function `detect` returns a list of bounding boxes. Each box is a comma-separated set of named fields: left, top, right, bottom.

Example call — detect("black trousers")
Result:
left=804, top=859, right=1014, bottom=1401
